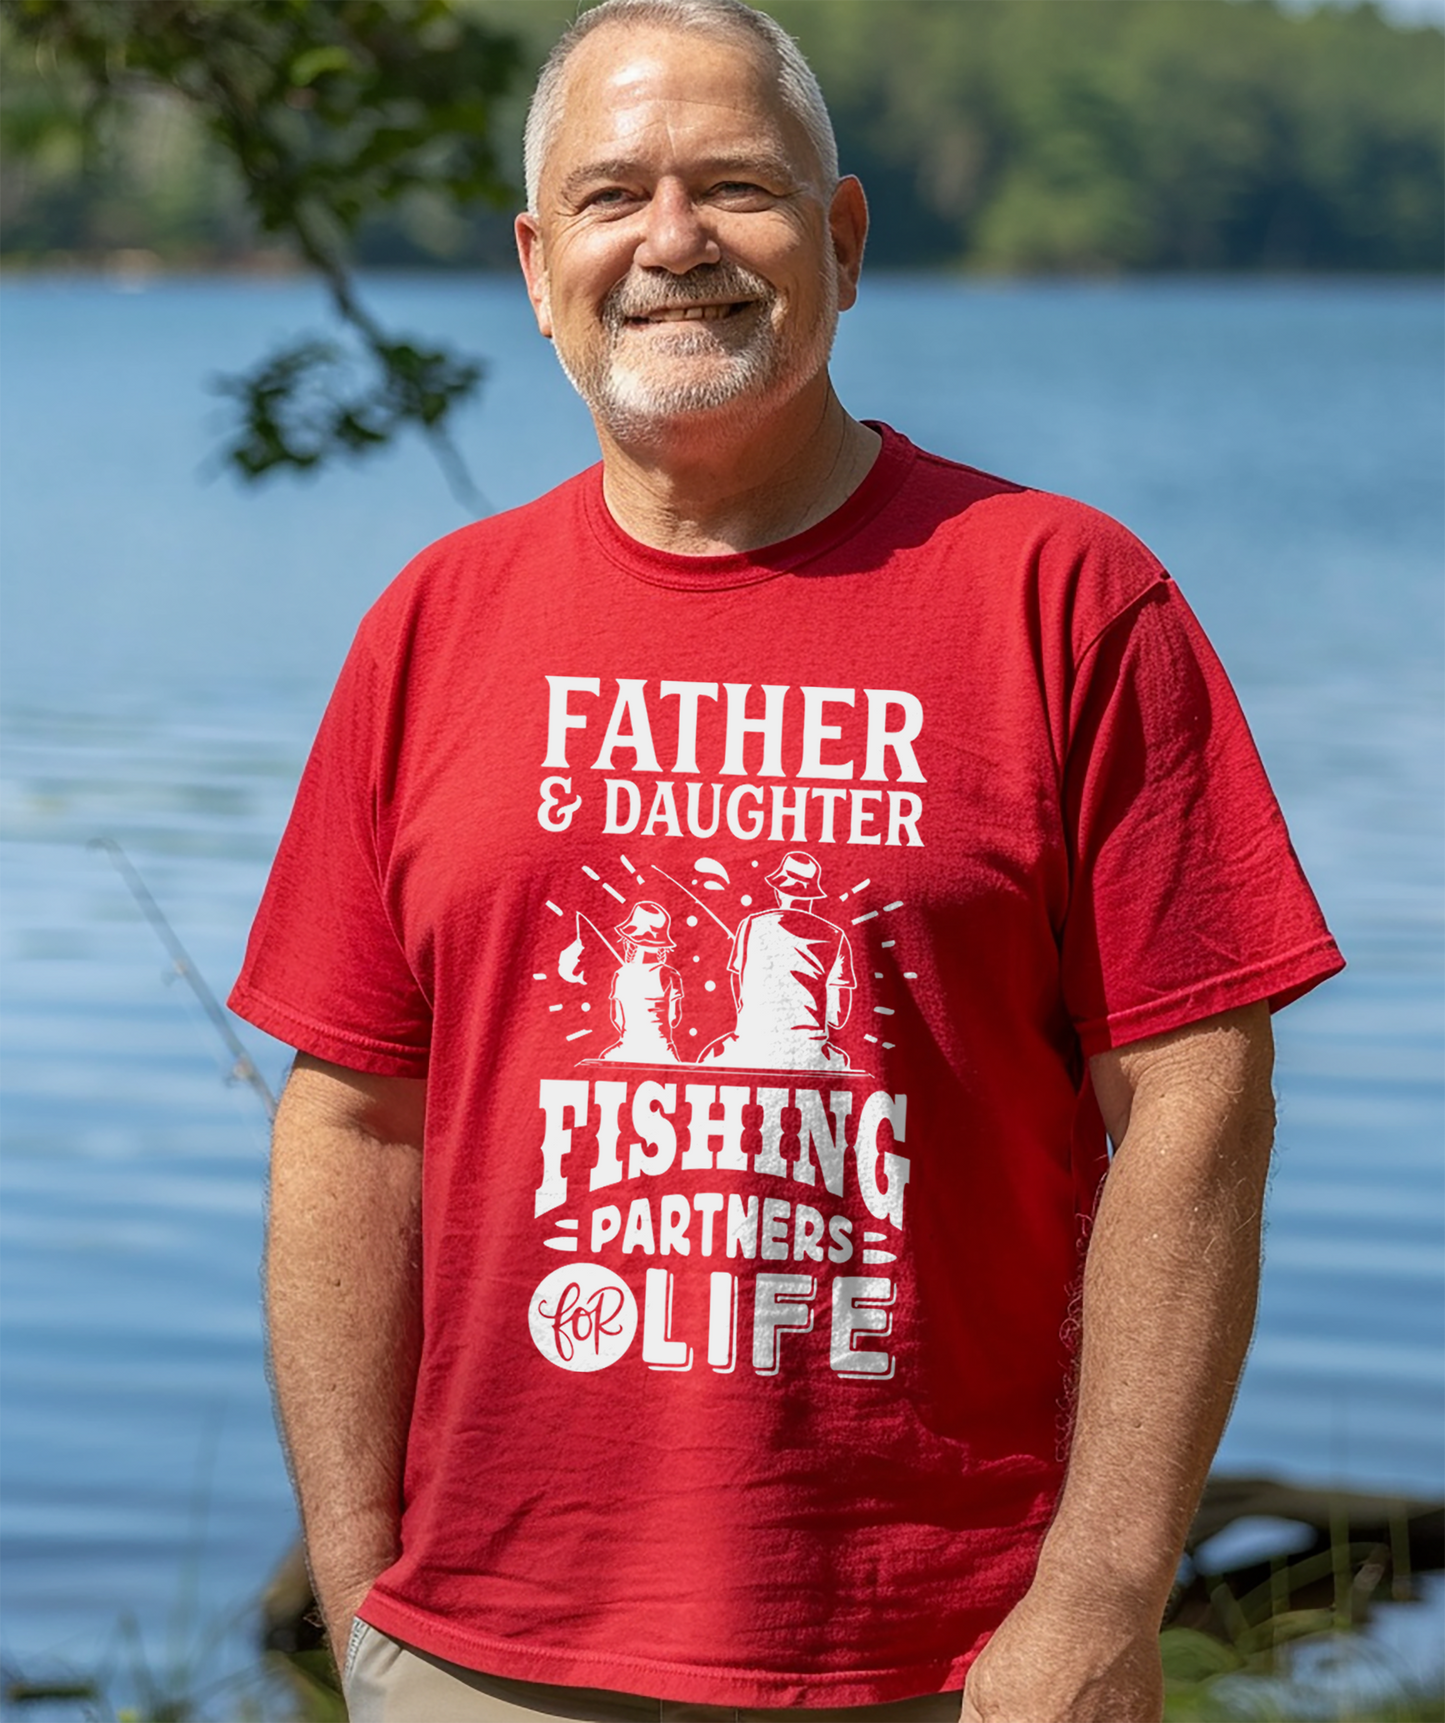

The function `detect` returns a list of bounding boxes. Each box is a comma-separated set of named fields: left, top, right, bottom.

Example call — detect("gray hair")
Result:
left=523, top=0, right=839, bottom=212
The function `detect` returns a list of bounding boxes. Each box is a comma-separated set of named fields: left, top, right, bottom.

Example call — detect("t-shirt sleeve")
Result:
left=228, top=627, right=432, bottom=1077
left=1061, top=580, right=1343, bottom=1057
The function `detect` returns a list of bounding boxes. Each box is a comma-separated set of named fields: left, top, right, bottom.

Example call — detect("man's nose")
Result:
left=634, top=179, right=722, bottom=274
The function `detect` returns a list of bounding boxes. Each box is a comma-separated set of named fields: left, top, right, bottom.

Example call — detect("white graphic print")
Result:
left=536, top=677, right=928, bottom=849
left=528, top=1262, right=638, bottom=1371
left=527, top=1261, right=910, bottom=1381
left=697, top=852, right=856, bottom=1072
left=528, top=674, right=926, bottom=1381
left=600, top=902, right=685, bottom=1063
left=542, top=849, right=903, bottom=1073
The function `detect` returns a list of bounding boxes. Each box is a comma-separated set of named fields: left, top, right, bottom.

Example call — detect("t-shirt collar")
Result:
left=580, top=423, right=917, bottom=592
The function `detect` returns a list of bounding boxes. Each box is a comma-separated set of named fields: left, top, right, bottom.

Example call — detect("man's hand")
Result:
left=961, top=1001, right=1275, bottom=1723
left=267, top=1053, right=427, bottom=1659
left=959, top=1583, right=1163, bottom=1722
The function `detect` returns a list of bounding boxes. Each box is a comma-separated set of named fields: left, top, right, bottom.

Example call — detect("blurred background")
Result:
left=1, top=1, right=1442, bottom=1718
left=4, top=0, right=1443, bottom=275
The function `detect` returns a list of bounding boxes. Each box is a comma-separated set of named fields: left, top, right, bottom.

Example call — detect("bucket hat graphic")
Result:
left=764, top=851, right=826, bottom=900
left=615, top=901, right=675, bottom=947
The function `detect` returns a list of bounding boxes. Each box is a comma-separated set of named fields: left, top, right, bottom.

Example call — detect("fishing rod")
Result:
left=90, top=836, right=278, bottom=1123
left=649, top=864, right=735, bottom=940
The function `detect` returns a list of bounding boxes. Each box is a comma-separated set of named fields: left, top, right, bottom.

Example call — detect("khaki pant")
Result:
left=343, top=1623, right=964, bottom=1723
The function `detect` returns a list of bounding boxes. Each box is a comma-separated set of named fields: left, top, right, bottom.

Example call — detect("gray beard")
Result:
left=554, top=262, right=838, bottom=441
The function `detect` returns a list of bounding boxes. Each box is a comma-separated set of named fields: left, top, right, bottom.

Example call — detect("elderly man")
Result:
left=231, top=3, right=1342, bottom=1720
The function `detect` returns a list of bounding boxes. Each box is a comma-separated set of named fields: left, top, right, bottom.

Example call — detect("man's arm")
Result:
left=266, top=1052, right=427, bottom=1657
left=961, top=1001, right=1276, bottom=1723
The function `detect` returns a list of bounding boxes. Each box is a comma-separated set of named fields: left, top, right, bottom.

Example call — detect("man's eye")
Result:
left=706, top=182, right=780, bottom=211
left=584, top=187, right=636, bottom=209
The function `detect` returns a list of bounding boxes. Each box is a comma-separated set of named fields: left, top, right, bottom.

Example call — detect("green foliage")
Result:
left=1, top=0, right=523, bottom=502
left=1161, top=1646, right=1445, bottom=1718
left=216, top=334, right=484, bottom=499
left=5, top=0, right=519, bottom=237
left=7, top=0, right=1439, bottom=279
left=769, top=0, right=1444, bottom=273
left=1156, top=1544, right=1445, bottom=1721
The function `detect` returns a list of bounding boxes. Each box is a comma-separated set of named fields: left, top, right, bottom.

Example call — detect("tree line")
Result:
left=3, top=0, right=1441, bottom=276
left=779, top=0, right=1445, bottom=273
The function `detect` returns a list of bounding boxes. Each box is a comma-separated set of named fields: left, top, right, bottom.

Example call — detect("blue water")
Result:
left=1, top=275, right=1441, bottom=1701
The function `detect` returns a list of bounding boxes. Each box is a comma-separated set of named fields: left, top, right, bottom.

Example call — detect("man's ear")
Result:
left=829, top=175, right=869, bottom=314
left=514, top=213, right=554, bottom=339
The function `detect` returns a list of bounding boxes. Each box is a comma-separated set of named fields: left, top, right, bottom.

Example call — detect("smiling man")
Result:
left=231, top=4, right=1343, bottom=1721
left=514, top=0, right=875, bottom=551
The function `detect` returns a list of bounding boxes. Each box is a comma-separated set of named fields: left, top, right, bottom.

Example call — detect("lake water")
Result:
left=1, top=274, right=1442, bottom=1704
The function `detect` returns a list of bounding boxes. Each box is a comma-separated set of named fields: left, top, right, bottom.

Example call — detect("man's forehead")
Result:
left=560, top=17, right=774, bottom=96
left=542, top=20, right=816, bottom=186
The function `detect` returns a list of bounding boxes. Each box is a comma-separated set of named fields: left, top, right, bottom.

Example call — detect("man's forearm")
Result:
left=963, top=1004, right=1276, bottom=1723
left=1036, top=1019, right=1275, bottom=1615
left=266, top=1057, right=426, bottom=1651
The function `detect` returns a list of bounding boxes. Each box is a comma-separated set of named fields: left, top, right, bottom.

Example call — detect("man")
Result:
left=231, top=3, right=1342, bottom=1719
left=698, top=851, right=857, bottom=1071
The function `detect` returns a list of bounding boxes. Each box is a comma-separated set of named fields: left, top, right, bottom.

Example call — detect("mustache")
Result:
left=603, top=264, right=774, bottom=326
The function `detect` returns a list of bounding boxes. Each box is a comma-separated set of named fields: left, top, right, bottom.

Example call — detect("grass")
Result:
left=1161, top=1624, right=1445, bottom=1720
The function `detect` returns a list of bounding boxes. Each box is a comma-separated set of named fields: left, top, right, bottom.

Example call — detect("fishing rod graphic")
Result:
left=90, top=836, right=278, bottom=1123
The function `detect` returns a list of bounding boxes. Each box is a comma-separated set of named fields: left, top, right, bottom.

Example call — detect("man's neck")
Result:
left=595, top=381, right=881, bottom=556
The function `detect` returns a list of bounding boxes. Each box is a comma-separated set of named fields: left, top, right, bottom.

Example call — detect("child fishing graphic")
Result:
left=598, top=901, right=684, bottom=1064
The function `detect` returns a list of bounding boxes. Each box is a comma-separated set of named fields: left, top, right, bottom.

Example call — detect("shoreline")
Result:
left=2, top=251, right=1441, bottom=286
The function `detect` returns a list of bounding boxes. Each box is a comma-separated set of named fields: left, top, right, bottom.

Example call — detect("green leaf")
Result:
left=289, top=45, right=354, bottom=87
left=1160, top=1627, right=1245, bottom=1684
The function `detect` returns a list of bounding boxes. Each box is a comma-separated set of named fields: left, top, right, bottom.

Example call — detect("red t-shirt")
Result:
left=230, top=427, right=1342, bottom=1706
